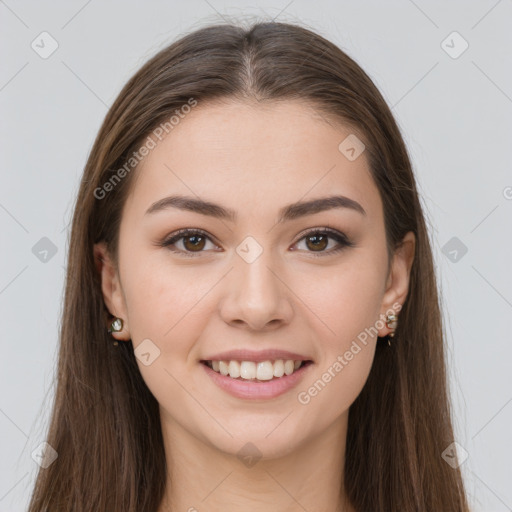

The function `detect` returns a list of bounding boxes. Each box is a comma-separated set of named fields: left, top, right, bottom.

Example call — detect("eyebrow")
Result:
left=145, top=194, right=366, bottom=222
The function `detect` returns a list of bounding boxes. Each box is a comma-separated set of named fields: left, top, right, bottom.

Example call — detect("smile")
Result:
left=202, top=359, right=312, bottom=381
left=200, top=358, right=314, bottom=400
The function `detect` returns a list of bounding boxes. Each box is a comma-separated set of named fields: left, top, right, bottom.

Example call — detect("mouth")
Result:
left=200, top=359, right=313, bottom=382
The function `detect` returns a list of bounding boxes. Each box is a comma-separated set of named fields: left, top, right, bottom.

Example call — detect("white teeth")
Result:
left=273, top=359, right=284, bottom=378
left=219, top=361, right=229, bottom=376
left=284, top=360, right=294, bottom=375
left=228, top=360, right=241, bottom=378
left=240, top=361, right=256, bottom=379
left=256, top=361, right=274, bottom=380
left=208, top=358, right=307, bottom=380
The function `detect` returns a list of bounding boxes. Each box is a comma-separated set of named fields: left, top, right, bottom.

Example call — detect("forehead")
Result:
left=123, top=99, right=382, bottom=224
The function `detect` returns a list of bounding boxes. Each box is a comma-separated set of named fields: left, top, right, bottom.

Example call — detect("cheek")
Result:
left=292, top=264, right=382, bottom=428
left=290, top=254, right=383, bottom=405
left=121, top=255, right=216, bottom=342
left=293, top=254, right=385, bottom=346
left=120, top=261, right=216, bottom=411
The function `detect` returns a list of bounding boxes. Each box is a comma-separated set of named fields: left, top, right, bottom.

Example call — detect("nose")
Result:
left=218, top=251, right=294, bottom=332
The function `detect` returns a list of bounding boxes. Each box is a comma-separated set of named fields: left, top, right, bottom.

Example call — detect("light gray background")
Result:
left=1, top=1, right=511, bottom=510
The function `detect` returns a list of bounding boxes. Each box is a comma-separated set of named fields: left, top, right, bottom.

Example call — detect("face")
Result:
left=95, top=99, right=414, bottom=459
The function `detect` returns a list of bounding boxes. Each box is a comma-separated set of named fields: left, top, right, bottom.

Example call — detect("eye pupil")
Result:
left=306, top=234, right=328, bottom=251
left=184, top=235, right=205, bottom=251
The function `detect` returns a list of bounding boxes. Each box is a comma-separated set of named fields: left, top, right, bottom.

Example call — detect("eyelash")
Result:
left=159, top=227, right=354, bottom=258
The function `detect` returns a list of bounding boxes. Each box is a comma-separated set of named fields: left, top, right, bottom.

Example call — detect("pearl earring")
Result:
left=385, top=313, right=398, bottom=346
left=108, top=317, right=123, bottom=334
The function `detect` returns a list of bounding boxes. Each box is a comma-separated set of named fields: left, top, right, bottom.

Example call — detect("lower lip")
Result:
left=201, top=362, right=313, bottom=400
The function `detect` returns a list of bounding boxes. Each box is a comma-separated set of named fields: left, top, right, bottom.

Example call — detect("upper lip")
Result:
left=201, top=349, right=313, bottom=363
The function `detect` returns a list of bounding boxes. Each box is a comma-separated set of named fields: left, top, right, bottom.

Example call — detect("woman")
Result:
left=28, top=20, right=470, bottom=511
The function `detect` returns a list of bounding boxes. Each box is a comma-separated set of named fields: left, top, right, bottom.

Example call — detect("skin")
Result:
left=94, top=99, right=415, bottom=511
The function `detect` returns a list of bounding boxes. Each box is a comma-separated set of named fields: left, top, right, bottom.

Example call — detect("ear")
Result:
left=378, top=231, right=416, bottom=337
left=93, top=241, right=131, bottom=341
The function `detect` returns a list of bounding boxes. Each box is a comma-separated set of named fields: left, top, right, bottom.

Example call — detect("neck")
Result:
left=157, top=410, right=354, bottom=512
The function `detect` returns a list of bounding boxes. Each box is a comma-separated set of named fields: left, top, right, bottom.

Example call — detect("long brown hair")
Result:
left=28, top=19, right=470, bottom=511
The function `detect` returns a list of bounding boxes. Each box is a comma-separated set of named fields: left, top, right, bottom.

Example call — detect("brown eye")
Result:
left=183, top=234, right=206, bottom=252
left=305, top=233, right=328, bottom=252
left=294, top=228, right=354, bottom=257
left=161, top=228, right=217, bottom=257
